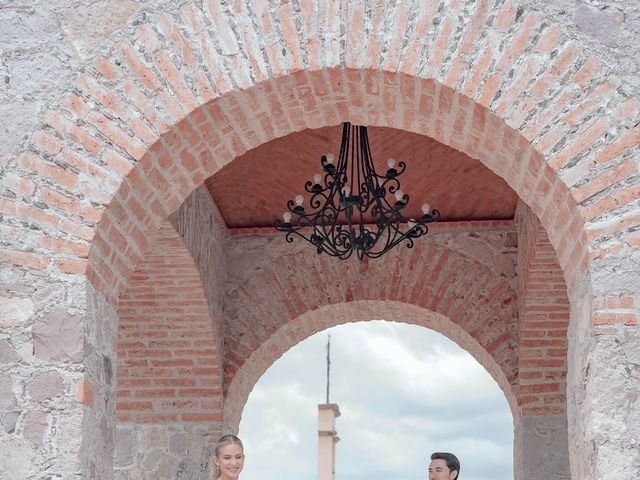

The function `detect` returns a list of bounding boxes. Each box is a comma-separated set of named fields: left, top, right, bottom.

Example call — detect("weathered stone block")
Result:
left=174, top=457, right=205, bottom=480
left=141, top=449, right=163, bottom=470
left=158, top=454, right=181, bottom=476
left=1, top=410, right=21, bottom=434
left=26, top=371, right=65, bottom=402
left=139, top=427, right=169, bottom=449
left=0, top=338, right=21, bottom=363
left=58, top=0, right=142, bottom=61
left=515, top=412, right=571, bottom=480
left=48, top=409, right=83, bottom=475
left=114, top=426, right=135, bottom=466
left=23, top=410, right=48, bottom=448
left=0, top=295, right=35, bottom=328
left=583, top=327, right=640, bottom=479
left=0, top=373, right=17, bottom=410
left=0, top=101, right=39, bottom=158
left=574, top=5, right=623, bottom=47
left=169, top=432, right=188, bottom=456
left=0, top=7, right=60, bottom=50
left=32, top=309, right=83, bottom=362
left=4, top=48, right=77, bottom=98
left=0, top=437, right=40, bottom=479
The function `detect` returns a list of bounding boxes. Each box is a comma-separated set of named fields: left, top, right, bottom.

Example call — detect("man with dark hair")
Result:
left=429, top=452, right=460, bottom=480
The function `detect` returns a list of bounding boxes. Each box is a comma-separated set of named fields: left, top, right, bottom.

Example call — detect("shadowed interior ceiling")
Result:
left=206, top=125, right=518, bottom=229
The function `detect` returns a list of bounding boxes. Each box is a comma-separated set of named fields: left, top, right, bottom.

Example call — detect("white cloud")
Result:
left=240, top=321, right=513, bottom=480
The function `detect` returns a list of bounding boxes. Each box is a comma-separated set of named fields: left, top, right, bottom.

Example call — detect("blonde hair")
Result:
left=210, top=434, right=244, bottom=480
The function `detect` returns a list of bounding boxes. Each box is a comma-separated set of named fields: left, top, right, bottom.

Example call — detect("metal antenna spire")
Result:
left=326, top=334, right=331, bottom=404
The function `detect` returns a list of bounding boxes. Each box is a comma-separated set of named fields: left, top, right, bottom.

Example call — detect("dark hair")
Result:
left=430, top=452, right=460, bottom=480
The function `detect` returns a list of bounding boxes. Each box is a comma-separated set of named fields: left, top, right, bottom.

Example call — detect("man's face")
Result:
left=428, top=459, right=457, bottom=480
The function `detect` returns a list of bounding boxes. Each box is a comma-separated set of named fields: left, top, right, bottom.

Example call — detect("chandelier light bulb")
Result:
left=283, top=212, right=292, bottom=223
left=342, top=185, right=351, bottom=197
left=313, top=173, right=322, bottom=184
left=395, top=189, right=404, bottom=202
left=421, top=203, right=430, bottom=215
left=295, top=195, right=304, bottom=206
left=387, top=158, right=396, bottom=169
left=325, top=153, right=335, bottom=165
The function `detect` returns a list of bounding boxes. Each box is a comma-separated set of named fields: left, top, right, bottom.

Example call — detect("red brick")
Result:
left=17, top=153, right=78, bottom=189
left=0, top=248, right=50, bottom=270
left=117, top=401, right=152, bottom=410
left=595, top=125, right=640, bottom=165
left=3, top=174, right=37, bottom=196
left=181, top=413, right=222, bottom=422
left=32, top=130, right=62, bottom=155
left=55, top=258, right=87, bottom=275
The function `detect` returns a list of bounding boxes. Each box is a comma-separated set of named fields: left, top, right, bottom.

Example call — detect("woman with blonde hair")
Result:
left=211, top=434, right=244, bottom=480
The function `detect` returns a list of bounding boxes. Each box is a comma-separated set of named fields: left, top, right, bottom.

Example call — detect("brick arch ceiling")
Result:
left=223, top=300, right=518, bottom=432
left=220, top=241, right=518, bottom=400
left=206, top=125, right=520, bottom=227
left=2, top=0, right=637, bottom=311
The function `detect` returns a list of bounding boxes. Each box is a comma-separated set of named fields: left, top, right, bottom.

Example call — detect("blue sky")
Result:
left=239, top=321, right=513, bottom=480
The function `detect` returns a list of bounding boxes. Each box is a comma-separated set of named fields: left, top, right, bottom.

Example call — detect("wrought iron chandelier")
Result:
left=274, top=122, right=439, bottom=260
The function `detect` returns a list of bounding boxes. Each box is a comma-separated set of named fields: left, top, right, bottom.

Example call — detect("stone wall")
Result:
left=3, top=1, right=640, bottom=164
left=114, top=423, right=219, bottom=480
left=1, top=1, right=639, bottom=479
left=0, top=259, right=90, bottom=477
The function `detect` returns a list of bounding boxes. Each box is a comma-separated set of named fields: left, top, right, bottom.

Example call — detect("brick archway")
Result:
left=83, top=67, right=593, bottom=304
left=219, top=240, right=519, bottom=424
left=224, top=300, right=518, bottom=432
left=1, top=1, right=638, bottom=478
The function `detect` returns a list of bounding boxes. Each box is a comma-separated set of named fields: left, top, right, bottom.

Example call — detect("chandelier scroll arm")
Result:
left=366, top=210, right=440, bottom=258
left=273, top=122, right=440, bottom=260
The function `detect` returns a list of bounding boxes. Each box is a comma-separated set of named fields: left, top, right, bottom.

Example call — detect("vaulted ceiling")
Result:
left=206, top=125, right=518, bottom=228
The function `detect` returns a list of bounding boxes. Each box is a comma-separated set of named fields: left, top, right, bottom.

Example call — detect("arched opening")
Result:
left=1, top=2, right=638, bottom=479
left=240, top=320, right=513, bottom=480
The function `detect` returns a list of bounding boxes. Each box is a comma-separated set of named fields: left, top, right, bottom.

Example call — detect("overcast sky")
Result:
left=239, top=321, right=513, bottom=480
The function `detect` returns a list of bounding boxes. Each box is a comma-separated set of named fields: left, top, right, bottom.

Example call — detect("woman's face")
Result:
left=214, top=443, right=244, bottom=480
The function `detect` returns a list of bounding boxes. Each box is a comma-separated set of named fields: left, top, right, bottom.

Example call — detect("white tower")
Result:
left=318, top=335, right=340, bottom=480
left=317, top=403, right=340, bottom=480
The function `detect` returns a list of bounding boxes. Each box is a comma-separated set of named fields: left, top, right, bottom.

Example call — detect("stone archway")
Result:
left=1, top=1, right=638, bottom=479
